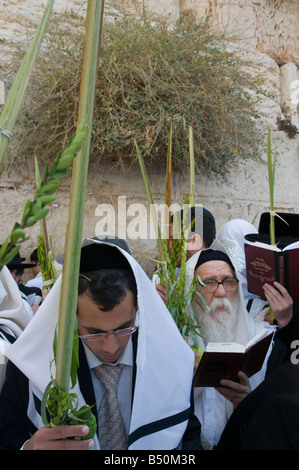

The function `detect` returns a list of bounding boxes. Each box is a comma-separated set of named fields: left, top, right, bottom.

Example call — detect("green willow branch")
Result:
left=267, top=128, right=276, bottom=246
left=189, top=126, right=195, bottom=207
left=135, top=139, right=167, bottom=265
left=35, top=157, right=57, bottom=291
left=0, top=123, right=89, bottom=271
left=54, top=0, right=104, bottom=394
left=37, top=233, right=57, bottom=290
left=164, top=123, right=172, bottom=250
left=136, top=128, right=202, bottom=348
left=41, top=1, right=105, bottom=440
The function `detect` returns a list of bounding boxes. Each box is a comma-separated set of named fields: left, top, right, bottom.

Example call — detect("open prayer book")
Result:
left=244, top=237, right=299, bottom=301
left=193, top=328, right=274, bottom=387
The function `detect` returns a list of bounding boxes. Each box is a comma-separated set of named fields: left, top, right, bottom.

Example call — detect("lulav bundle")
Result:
left=37, top=234, right=57, bottom=292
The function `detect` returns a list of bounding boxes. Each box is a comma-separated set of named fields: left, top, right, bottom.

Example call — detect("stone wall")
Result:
left=0, top=0, right=298, bottom=276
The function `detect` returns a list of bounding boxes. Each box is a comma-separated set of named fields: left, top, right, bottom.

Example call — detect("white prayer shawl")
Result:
left=185, top=240, right=276, bottom=448
left=4, top=239, right=195, bottom=450
left=0, top=266, right=33, bottom=391
left=25, top=271, right=43, bottom=290
left=0, top=266, right=32, bottom=337
left=218, top=219, right=268, bottom=320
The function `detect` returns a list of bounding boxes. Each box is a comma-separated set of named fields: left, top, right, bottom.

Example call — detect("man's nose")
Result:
left=214, top=283, right=226, bottom=297
left=103, top=333, right=119, bottom=353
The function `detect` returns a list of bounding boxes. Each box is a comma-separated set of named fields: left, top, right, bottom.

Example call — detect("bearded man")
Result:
left=186, top=242, right=293, bottom=449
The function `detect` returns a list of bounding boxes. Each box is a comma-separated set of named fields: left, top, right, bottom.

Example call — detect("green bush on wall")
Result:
left=6, top=10, right=267, bottom=176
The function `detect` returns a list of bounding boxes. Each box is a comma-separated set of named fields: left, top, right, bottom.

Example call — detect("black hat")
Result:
left=195, top=249, right=235, bottom=272
left=171, top=206, right=215, bottom=226
left=93, top=236, right=131, bottom=255
left=4, top=248, right=35, bottom=270
left=80, top=241, right=132, bottom=273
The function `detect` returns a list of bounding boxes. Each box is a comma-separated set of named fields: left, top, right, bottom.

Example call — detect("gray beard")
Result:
left=193, top=296, right=238, bottom=343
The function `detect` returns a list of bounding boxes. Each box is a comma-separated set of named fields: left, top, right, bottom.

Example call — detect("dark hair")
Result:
left=78, top=268, right=137, bottom=311
left=8, top=267, right=24, bottom=276
left=202, top=212, right=216, bottom=248
left=170, top=206, right=216, bottom=248
left=30, top=249, right=39, bottom=264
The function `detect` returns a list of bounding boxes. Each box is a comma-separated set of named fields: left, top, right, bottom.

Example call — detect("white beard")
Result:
left=194, top=296, right=238, bottom=343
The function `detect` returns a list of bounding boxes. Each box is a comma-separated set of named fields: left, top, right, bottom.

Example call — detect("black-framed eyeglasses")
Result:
left=199, top=278, right=239, bottom=293
left=79, top=325, right=138, bottom=342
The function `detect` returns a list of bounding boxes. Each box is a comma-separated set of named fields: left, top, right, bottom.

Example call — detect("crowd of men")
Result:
left=0, top=206, right=298, bottom=450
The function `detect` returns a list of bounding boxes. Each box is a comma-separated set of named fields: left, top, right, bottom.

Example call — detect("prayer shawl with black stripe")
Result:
left=4, top=239, right=197, bottom=450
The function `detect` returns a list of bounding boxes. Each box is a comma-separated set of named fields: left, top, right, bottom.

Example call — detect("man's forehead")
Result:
left=195, top=260, right=235, bottom=277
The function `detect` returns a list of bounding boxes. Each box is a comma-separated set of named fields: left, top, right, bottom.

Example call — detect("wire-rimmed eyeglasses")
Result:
left=79, top=325, right=138, bottom=342
left=199, top=278, right=239, bottom=293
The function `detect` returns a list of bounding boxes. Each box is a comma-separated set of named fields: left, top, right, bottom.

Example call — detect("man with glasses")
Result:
left=0, top=238, right=202, bottom=450
left=193, top=250, right=241, bottom=345
left=186, top=243, right=293, bottom=449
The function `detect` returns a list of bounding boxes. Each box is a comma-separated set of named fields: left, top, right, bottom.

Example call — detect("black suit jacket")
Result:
left=216, top=361, right=299, bottom=450
left=266, top=315, right=299, bottom=375
left=0, top=334, right=202, bottom=450
left=216, top=315, right=299, bottom=450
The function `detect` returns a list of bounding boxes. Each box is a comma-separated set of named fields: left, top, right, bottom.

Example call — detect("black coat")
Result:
left=216, top=315, right=299, bottom=450
left=0, top=335, right=203, bottom=450
left=216, top=360, right=299, bottom=450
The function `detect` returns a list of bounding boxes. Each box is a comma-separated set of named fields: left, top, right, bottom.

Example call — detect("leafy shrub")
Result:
left=6, top=10, right=266, bottom=176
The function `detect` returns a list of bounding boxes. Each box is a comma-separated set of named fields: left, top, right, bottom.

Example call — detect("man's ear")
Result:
left=188, top=233, right=203, bottom=251
left=10, top=269, right=17, bottom=279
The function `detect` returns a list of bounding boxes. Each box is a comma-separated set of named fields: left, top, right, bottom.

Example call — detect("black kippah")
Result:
left=195, top=249, right=235, bottom=271
left=80, top=243, right=131, bottom=273
left=91, top=236, right=131, bottom=254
